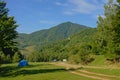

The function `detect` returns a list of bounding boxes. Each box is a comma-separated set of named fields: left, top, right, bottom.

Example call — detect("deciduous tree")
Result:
left=95, top=0, right=120, bottom=62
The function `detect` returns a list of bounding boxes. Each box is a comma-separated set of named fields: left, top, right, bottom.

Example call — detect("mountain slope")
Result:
left=16, top=22, right=89, bottom=49
left=29, top=28, right=97, bottom=62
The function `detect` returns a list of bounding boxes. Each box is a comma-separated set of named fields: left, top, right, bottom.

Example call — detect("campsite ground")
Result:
left=0, top=62, right=120, bottom=80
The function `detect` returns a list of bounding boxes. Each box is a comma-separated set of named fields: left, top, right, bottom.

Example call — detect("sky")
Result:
left=6, top=0, right=107, bottom=34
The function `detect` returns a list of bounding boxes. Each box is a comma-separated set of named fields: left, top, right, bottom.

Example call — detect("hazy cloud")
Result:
left=55, top=2, right=68, bottom=6
left=96, top=14, right=106, bottom=18
left=55, top=0, right=105, bottom=15
left=66, top=0, right=102, bottom=14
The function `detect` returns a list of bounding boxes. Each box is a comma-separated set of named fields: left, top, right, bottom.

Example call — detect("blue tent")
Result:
left=18, top=60, right=28, bottom=67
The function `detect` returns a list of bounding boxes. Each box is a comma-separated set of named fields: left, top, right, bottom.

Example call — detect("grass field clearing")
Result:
left=0, top=62, right=94, bottom=80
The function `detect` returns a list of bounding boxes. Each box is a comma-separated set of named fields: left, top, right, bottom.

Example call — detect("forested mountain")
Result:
left=27, top=28, right=97, bottom=63
left=16, top=22, right=89, bottom=49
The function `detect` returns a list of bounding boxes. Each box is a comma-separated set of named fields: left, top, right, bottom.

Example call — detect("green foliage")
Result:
left=16, top=22, right=88, bottom=49
left=0, top=0, right=21, bottom=64
left=0, top=51, right=5, bottom=64
left=27, top=52, right=40, bottom=62
left=117, top=0, right=120, bottom=3
left=12, top=52, right=21, bottom=63
left=94, top=0, right=120, bottom=62
left=5, top=54, right=11, bottom=63
left=68, top=54, right=81, bottom=64
left=26, top=28, right=96, bottom=64
left=79, top=49, right=91, bottom=64
left=0, top=51, right=11, bottom=64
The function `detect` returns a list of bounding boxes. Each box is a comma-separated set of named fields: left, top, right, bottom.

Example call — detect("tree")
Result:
left=0, top=51, right=5, bottom=64
left=6, top=54, right=11, bottom=63
left=0, top=0, right=21, bottom=62
left=96, top=0, right=120, bottom=62
left=27, top=52, right=40, bottom=62
left=68, top=54, right=81, bottom=64
left=12, top=52, right=21, bottom=63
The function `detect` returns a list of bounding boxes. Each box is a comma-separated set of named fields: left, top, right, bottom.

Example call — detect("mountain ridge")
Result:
left=16, top=21, right=90, bottom=49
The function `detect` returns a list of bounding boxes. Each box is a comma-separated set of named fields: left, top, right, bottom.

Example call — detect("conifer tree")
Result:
left=0, top=0, right=21, bottom=62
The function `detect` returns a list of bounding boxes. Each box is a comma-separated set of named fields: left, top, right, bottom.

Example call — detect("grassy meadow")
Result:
left=0, top=62, right=93, bottom=80
left=0, top=62, right=120, bottom=80
left=0, top=56, right=120, bottom=80
left=83, top=68, right=120, bottom=76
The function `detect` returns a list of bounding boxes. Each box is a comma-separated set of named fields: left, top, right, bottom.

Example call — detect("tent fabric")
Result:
left=18, top=60, right=28, bottom=67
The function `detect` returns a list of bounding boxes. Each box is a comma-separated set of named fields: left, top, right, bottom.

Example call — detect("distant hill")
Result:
left=16, top=22, right=89, bottom=49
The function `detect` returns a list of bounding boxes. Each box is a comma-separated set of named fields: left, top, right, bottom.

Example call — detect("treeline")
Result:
left=26, top=0, right=120, bottom=64
left=0, top=1, right=22, bottom=64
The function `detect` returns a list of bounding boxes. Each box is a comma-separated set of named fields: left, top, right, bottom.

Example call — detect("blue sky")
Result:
left=6, top=0, right=107, bottom=34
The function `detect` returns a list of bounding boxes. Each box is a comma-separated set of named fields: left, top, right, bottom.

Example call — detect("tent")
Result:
left=18, top=60, right=28, bottom=67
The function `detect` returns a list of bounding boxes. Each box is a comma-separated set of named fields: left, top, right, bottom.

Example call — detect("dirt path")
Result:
left=78, top=70, right=120, bottom=78
left=50, top=62, right=119, bottom=80
left=51, top=62, right=80, bottom=69
left=51, top=62, right=120, bottom=69
left=69, top=70, right=110, bottom=80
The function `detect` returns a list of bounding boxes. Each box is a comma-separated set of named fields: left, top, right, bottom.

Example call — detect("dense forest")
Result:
left=26, top=28, right=96, bottom=64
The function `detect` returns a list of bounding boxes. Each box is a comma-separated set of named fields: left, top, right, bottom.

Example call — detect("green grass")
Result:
left=83, top=68, right=120, bottom=76
left=89, top=55, right=106, bottom=66
left=0, top=62, right=94, bottom=80
left=77, top=68, right=120, bottom=80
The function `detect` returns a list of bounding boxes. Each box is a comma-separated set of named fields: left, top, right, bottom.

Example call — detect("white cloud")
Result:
left=55, top=2, right=68, bottom=6
left=102, top=0, right=117, bottom=4
left=102, top=0, right=108, bottom=3
left=96, top=14, right=106, bottom=18
left=55, top=0, right=105, bottom=15
left=65, top=0, right=102, bottom=14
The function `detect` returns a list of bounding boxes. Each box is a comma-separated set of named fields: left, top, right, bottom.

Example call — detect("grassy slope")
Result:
left=88, top=55, right=120, bottom=67
left=0, top=63, right=93, bottom=80
left=89, top=55, right=106, bottom=66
